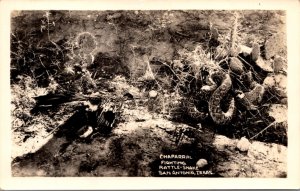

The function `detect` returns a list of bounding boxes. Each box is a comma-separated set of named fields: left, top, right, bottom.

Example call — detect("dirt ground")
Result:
left=11, top=10, right=287, bottom=177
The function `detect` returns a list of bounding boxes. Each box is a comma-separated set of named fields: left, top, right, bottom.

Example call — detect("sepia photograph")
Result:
left=1, top=0, right=300, bottom=190
left=9, top=8, right=288, bottom=177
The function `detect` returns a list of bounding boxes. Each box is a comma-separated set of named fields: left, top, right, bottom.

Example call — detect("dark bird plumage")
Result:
left=33, top=93, right=75, bottom=106
left=30, top=92, right=102, bottom=114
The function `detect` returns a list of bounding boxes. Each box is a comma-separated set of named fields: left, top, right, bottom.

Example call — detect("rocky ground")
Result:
left=12, top=97, right=287, bottom=177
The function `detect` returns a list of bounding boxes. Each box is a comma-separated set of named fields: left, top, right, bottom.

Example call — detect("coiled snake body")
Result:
left=187, top=70, right=235, bottom=125
left=208, top=72, right=235, bottom=125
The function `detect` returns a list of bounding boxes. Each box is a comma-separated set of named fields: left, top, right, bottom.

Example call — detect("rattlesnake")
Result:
left=185, top=97, right=208, bottom=121
left=187, top=70, right=235, bottom=125
left=208, top=71, right=235, bottom=125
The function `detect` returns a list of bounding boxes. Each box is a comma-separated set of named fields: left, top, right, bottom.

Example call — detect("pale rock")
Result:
left=36, top=169, right=47, bottom=176
left=149, top=90, right=158, bottom=98
left=196, top=159, right=208, bottom=168
left=237, top=137, right=251, bottom=152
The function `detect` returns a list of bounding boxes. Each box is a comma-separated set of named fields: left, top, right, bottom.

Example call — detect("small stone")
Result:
left=149, top=90, right=158, bottom=98
left=229, top=57, right=244, bottom=74
left=36, top=169, right=47, bottom=176
left=237, top=137, right=251, bottom=152
left=251, top=42, right=260, bottom=61
left=196, top=159, right=208, bottom=168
